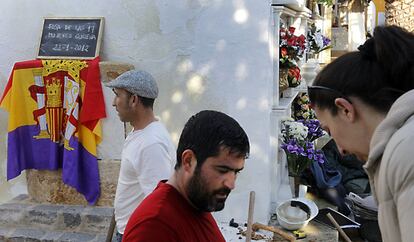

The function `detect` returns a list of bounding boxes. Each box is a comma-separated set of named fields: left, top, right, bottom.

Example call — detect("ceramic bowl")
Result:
left=276, top=197, right=318, bottom=230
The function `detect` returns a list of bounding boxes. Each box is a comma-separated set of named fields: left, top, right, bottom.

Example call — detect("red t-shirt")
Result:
left=123, top=181, right=225, bottom=242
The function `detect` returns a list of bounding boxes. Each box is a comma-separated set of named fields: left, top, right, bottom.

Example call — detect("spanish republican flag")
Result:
left=0, top=57, right=106, bottom=204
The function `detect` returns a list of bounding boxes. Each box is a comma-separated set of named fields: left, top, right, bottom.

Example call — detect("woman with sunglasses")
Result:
left=308, top=25, right=414, bottom=242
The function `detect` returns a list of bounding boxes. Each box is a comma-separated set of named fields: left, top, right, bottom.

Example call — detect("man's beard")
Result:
left=186, top=168, right=231, bottom=212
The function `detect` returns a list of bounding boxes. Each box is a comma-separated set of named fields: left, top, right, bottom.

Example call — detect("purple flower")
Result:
left=298, top=119, right=324, bottom=141
left=281, top=139, right=304, bottom=155
left=287, top=144, right=299, bottom=154
left=323, top=36, right=331, bottom=46
left=314, top=150, right=325, bottom=164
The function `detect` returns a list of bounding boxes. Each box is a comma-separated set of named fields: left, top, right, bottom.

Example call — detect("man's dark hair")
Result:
left=175, top=110, right=250, bottom=170
left=309, top=25, right=414, bottom=115
left=138, top=96, right=155, bottom=109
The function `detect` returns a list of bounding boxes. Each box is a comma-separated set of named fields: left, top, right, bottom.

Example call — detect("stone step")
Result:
left=0, top=194, right=114, bottom=237
left=0, top=226, right=107, bottom=242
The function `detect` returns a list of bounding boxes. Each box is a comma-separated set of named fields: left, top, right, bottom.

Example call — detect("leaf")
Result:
left=316, top=45, right=332, bottom=54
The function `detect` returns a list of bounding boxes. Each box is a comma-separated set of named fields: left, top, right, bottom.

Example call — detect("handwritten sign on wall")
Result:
left=37, top=17, right=104, bottom=59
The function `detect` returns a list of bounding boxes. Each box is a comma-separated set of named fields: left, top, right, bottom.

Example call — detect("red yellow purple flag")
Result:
left=0, top=57, right=106, bottom=204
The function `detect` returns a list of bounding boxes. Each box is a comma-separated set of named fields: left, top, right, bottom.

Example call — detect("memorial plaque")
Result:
left=37, top=17, right=104, bottom=59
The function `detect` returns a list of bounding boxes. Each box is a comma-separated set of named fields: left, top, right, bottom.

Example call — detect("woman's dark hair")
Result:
left=309, top=25, right=414, bottom=114
left=175, top=110, right=250, bottom=170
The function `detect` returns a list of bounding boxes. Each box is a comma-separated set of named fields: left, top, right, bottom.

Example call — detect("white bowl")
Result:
left=276, top=197, right=318, bottom=230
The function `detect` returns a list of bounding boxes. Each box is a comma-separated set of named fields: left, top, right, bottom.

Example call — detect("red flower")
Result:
left=287, top=65, right=301, bottom=87
left=287, top=37, right=296, bottom=46
left=297, top=35, right=306, bottom=47
left=288, top=27, right=296, bottom=35
left=281, top=47, right=288, bottom=57
left=288, top=66, right=301, bottom=81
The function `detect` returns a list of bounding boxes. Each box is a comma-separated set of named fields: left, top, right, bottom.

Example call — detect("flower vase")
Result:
left=312, top=53, right=321, bottom=73
left=288, top=175, right=307, bottom=198
left=301, top=60, right=318, bottom=85
left=286, top=153, right=309, bottom=198
left=289, top=175, right=300, bottom=198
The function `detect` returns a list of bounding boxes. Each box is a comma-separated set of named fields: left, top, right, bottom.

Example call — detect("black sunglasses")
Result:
left=307, top=85, right=353, bottom=103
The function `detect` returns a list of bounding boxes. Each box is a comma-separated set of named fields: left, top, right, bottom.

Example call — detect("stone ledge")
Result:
left=0, top=195, right=113, bottom=235
left=58, top=231, right=98, bottom=242
left=0, top=227, right=105, bottom=242
left=8, top=228, right=46, bottom=241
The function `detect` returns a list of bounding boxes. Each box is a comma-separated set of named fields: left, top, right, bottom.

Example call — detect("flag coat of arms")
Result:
left=0, top=57, right=106, bottom=204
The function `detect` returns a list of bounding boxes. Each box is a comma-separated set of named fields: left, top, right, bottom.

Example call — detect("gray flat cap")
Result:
left=105, top=70, right=158, bottom=99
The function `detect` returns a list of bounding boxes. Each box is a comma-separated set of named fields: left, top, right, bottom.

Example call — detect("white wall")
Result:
left=0, top=0, right=274, bottom=223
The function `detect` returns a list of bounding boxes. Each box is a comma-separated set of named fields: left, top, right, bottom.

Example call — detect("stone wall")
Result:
left=26, top=160, right=120, bottom=207
left=385, top=0, right=414, bottom=32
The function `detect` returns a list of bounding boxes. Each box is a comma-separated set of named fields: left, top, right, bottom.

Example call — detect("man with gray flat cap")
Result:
left=105, top=70, right=176, bottom=241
